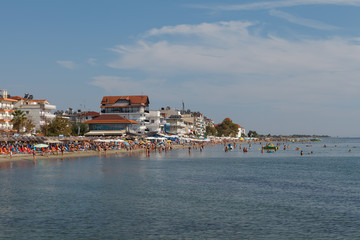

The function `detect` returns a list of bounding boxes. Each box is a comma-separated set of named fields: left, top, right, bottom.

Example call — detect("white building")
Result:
left=146, top=110, right=162, bottom=134
left=0, top=90, right=16, bottom=134
left=11, top=96, right=56, bottom=132
left=165, top=115, right=186, bottom=135
left=194, top=114, right=205, bottom=136
left=100, top=95, right=150, bottom=135
left=73, top=111, right=100, bottom=124
left=237, top=125, right=246, bottom=138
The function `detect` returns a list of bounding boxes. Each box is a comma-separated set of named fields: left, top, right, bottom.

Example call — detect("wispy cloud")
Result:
left=109, top=21, right=360, bottom=77
left=191, top=0, right=360, bottom=11
left=106, top=21, right=360, bottom=105
left=56, top=60, right=76, bottom=69
left=144, top=21, right=253, bottom=37
left=100, top=20, right=360, bottom=135
left=269, top=9, right=338, bottom=30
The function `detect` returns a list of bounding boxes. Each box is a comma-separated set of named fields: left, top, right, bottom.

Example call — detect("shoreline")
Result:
left=0, top=144, right=187, bottom=163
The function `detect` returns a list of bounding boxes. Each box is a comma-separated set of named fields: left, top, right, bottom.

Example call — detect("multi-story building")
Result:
left=11, top=96, right=56, bottom=132
left=72, top=111, right=100, bottom=124
left=165, top=115, right=186, bottom=135
left=146, top=110, right=162, bottom=134
left=0, top=90, right=16, bottom=134
left=100, top=95, right=150, bottom=135
left=194, top=114, right=205, bottom=136
left=181, top=114, right=195, bottom=135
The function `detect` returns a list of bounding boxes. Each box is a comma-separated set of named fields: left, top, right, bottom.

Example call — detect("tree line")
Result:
left=11, top=110, right=88, bottom=136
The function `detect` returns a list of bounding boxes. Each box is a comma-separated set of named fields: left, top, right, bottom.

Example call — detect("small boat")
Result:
left=263, top=143, right=279, bottom=150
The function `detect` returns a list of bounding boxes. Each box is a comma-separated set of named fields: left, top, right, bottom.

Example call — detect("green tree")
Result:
left=23, top=118, right=35, bottom=133
left=71, top=123, right=89, bottom=136
left=248, top=130, right=258, bottom=138
left=215, top=118, right=239, bottom=137
left=205, top=125, right=217, bottom=136
left=11, top=110, right=27, bottom=133
left=45, top=116, right=72, bottom=136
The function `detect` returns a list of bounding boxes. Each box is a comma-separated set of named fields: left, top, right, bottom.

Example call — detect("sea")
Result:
left=0, top=138, right=360, bottom=239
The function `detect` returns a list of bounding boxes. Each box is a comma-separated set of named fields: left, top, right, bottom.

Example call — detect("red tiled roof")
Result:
left=80, top=111, right=100, bottom=116
left=101, top=95, right=149, bottom=105
left=8, top=96, right=23, bottom=100
left=100, top=105, right=144, bottom=108
left=9, top=96, right=49, bottom=103
left=0, top=98, right=17, bottom=102
left=0, top=109, right=15, bottom=112
left=83, top=114, right=138, bottom=124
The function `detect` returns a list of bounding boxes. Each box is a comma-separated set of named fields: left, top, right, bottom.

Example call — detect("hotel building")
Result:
left=11, top=96, right=56, bottom=132
left=100, top=95, right=150, bottom=135
left=0, top=90, right=16, bottom=134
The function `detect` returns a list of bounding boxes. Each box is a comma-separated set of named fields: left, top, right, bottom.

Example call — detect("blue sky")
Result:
left=1, top=0, right=360, bottom=137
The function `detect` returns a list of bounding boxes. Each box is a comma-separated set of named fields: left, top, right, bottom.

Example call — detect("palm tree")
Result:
left=11, top=110, right=27, bottom=133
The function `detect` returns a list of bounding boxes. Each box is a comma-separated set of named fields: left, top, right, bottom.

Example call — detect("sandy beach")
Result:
left=0, top=144, right=187, bottom=163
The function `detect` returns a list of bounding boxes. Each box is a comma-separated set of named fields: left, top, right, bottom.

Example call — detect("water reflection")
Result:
left=0, top=160, right=35, bottom=170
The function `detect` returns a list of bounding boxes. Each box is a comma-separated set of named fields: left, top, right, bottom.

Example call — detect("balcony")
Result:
left=0, top=116, right=12, bottom=121
left=43, top=104, right=56, bottom=110
left=40, top=112, right=56, bottom=119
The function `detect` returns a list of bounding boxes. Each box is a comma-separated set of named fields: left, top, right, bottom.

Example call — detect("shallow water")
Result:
left=1, top=138, right=360, bottom=239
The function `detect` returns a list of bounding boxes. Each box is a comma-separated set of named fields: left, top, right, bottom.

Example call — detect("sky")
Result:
left=1, top=0, right=360, bottom=137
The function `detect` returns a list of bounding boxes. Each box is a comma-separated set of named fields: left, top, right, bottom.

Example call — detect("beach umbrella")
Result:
left=34, top=143, right=49, bottom=148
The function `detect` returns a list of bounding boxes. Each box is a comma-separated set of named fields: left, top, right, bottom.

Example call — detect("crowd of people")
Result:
left=0, top=137, right=215, bottom=160
left=1, top=136, right=327, bottom=161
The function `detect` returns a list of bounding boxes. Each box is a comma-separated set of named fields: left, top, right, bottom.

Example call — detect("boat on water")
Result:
left=263, top=143, right=279, bottom=150
left=310, top=138, right=321, bottom=141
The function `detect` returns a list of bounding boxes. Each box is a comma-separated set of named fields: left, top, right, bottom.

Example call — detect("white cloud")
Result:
left=100, top=20, right=360, bottom=136
left=191, top=0, right=360, bottom=11
left=269, top=9, right=338, bottom=30
left=144, top=21, right=253, bottom=37
left=56, top=60, right=76, bottom=69
left=109, top=21, right=360, bottom=78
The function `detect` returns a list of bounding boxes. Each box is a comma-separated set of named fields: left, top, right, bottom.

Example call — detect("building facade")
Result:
left=84, top=114, right=137, bottom=136
left=0, top=90, right=16, bottom=134
left=145, top=110, right=162, bottom=134
left=237, top=125, right=246, bottom=138
left=73, top=111, right=100, bottom=124
left=11, top=96, right=56, bottom=132
left=100, top=95, right=149, bottom=135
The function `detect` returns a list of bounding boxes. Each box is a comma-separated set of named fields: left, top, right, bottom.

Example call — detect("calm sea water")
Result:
left=1, top=138, right=360, bottom=239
